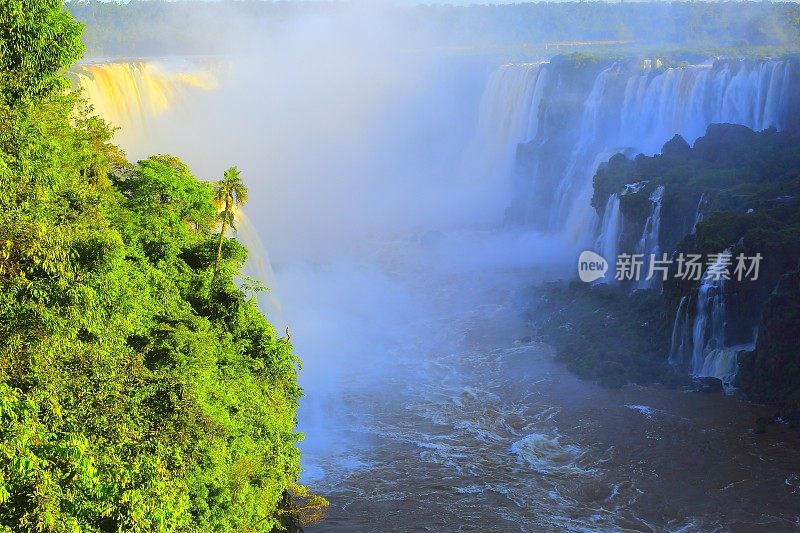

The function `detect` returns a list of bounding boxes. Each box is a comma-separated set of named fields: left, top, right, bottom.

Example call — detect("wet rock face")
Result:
left=737, top=270, right=800, bottom=419
left=584, top=121, right=800, bottom=415
left=496, top=54, right=800, bottom=413
left=508, top=56, right=616, bottom=226
left=527, top=281, right=670, bottom=388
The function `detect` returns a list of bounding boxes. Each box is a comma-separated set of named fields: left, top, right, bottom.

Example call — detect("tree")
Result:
left=0, top=0, right=84, bottom=107
left=213, top=166, right=248, bottom=271
left=1, top=3, right=304, bottom=530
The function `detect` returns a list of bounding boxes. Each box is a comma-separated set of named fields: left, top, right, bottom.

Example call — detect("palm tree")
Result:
left=213, top=166, right=248, bottom=272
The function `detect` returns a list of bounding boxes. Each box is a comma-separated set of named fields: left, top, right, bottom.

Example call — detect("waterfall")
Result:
left=690, top=252, right=729, bottom=375
left=595, top=193, right=622, bottom=272
left=696, top=344, right=754, bottom=391
left=75, top=61, right=284, bottom=327
left=552, top=65, right=617, bottom=230
left=489, top=57, right=795, bottom=244
left=635, top=185, right=665, bottom=290
left=73, top=60, right=220, bottom=147
left=466, top=63, right=548, bottom=184
left=667, top=251, right=761, bottom=386
left=618, top=60, right=793, bottom=154
left=691, top=192, right=708, bottom=234
left=231, top=207, right=286, bottom=329
left=668, top=296, right=690, bottom=368
left=686, top=249, right=756, bottom=390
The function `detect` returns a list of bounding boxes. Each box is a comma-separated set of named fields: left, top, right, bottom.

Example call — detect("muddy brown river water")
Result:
left=299, top=263, right=800, bottom=533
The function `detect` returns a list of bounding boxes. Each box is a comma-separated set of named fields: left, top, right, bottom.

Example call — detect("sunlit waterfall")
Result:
left=73, top=61, right=220, bottom=149
left=231, top=207, right=286, bottom=329
left=75, top=61, right=285, bottom=325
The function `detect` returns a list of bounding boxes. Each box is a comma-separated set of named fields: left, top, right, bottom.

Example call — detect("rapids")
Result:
left=300, top=258, right=800, bottom=532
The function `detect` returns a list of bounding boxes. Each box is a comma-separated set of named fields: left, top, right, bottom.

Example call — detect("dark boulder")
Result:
left=737, top=270, right=800, bottom=420
left=696, top=377, right=724, bottom=394
left=661, top=134, right=690, bottom=157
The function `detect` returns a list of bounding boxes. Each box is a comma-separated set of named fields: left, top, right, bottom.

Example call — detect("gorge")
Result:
left=73, top=50, right=800, bottom=530
left=7, top=1, right=800, bottom=530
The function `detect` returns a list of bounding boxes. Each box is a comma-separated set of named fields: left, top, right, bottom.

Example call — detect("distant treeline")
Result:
left=67, top=1, right=800, bottom=58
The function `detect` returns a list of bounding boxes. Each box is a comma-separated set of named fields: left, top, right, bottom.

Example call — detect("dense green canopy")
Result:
left=0, top=1, right=307, bottom=531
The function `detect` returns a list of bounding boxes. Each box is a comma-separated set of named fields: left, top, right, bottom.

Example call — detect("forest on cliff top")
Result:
left=1, top=1, right=312, bottom=531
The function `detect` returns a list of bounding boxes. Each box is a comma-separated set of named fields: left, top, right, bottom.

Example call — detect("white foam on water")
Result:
left=624, top=404, right=656, bottom=418
left=510, top=432, right=592, bottom=476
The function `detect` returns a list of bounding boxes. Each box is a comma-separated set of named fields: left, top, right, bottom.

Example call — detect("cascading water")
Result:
left=635, top=185, right=665, bottom=290
left=667, top=241, right=762, bottom=388
left=668, top=296, right=690, bottom=368
left=690, top=251, right=730, bottom=376
left=551, top=65, right=617, bottom=233
left=480, top=57, right=792, bottom=380
left=465, top=63, right=549, bottom=192
left=231, top=207, right=286, bottom=329
left=697, top=343, right=755, bottom=391
left=618, top=60, right=793, bottom=154
left=478, top=57, right=796, bottom=251
left=595, top=193, right=622, bottom=276
left=73, top=61, right=220, bottom=149
left=75, top=60, right=285, bottom=325
left=684, top=249, right=757, bottom=390
left=691, top=192, right=708, bottom=234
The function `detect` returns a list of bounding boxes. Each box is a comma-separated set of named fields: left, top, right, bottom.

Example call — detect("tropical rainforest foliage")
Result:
left=0, top=1, right=309, bottom=531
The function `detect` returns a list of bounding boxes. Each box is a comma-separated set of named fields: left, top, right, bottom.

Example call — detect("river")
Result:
left=298, top=255, right=800, bottom=532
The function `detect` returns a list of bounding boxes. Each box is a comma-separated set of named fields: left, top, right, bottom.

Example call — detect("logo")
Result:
left=578, top=250, right=608, bottom=283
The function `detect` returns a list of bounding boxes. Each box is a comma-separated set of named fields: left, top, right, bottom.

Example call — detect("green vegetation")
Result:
left=594, top=124, right=800, bottom=300
left=0, top=1, right=318, bottom=531
left=528, top=282, right=677, bottom=389
left=606, top=124, right=800, bottom=416
left=213, top=167, right=248, bottom=273
left=65, top=1, right=800, bottom=59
